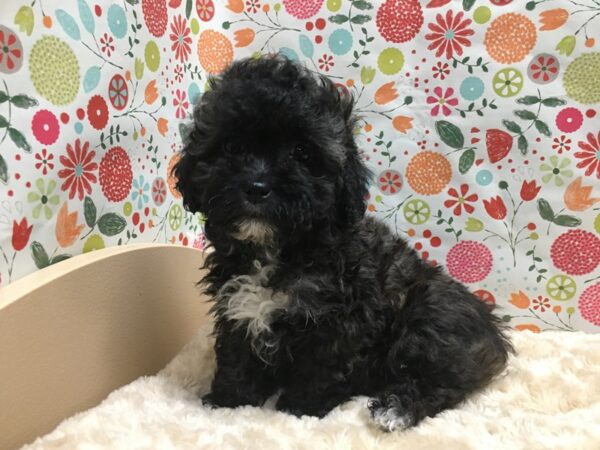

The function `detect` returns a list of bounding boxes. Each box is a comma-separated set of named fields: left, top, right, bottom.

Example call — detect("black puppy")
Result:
left=175, top=55, right=512, bottom=431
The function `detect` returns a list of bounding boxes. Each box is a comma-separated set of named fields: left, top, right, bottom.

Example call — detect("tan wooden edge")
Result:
left=0, top=244, right=211, bottom=450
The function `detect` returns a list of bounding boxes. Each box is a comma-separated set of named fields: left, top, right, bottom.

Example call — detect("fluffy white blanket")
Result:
left=23, top=328, right=600, bottom=450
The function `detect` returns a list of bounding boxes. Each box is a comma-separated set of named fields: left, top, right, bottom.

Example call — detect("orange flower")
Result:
left=55, top=203, right=84, bottom=248
left=564, top=177, right=600, bottom=211
left=392, top=115, right=413, bottom=133
left=509, top=291, right=530, bottom=309
left=364, top=123, right=373, bottom=132
left=553, top=305, right=561, bottom=314
left=145, top=80, right=158, bottom=105
left=157, top=117, right=169, bottom=136
left=515, top=324, right=541, bottom=333
left=374, top=82, right=398, bottom=105
left=226, top=0, right=244, bottom=13
left=539, top=8, right=569, bottom=31
left=234, top=28, right=255, bottom=47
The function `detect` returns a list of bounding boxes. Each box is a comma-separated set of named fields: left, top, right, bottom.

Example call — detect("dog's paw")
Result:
left=201, top=393, right=218, bottom=409
left=368, top=396, right=414, bottom=432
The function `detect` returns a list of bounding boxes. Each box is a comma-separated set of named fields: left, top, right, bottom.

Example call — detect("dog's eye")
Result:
left=291, top=145, right=310, bottom=162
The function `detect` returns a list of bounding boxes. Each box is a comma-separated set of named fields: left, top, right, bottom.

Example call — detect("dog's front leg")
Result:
left=202, top=330, right=276, bottom=409
left=276, top=378, right=354, bottom=418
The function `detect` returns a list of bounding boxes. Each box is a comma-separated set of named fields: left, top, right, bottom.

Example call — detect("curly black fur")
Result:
left=174, top=55, right=512, bottom=431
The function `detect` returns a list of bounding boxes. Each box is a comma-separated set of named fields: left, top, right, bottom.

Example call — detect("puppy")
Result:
left=174, top=55, right=512, bottom=431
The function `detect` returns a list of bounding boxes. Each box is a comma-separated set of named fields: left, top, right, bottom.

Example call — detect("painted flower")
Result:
left=519, top=179, right=541, bottom=201
left=426, top=86, right=458, bottom=116
left=196, top=0, right=216, bottom=21
left=108, top=75, right=128, bottom=111
left=539, top=8, right=569, bottom=31
left=392, top=115, right=413, bottom=133
left=157, top=117, right=169, bottom=136
left=169, top=15, right=192, bottom=63
left=564, top=177, right=600, bottom=211
left=87, top=95, right=109, bottom=130
left=556, top=107, right=583, bottom=134
left=425, top=10, right=474, bottom=59
left=318, top=54, right=334, bottom=72
left=11, top=218, right=33, bottom=251
left=27, top=179, right=60, bottom=219
left=58, top=139, right=98, bottom=200
left=574, top=131, right=600, bottom=179
left=234, top=28, right=255, bottom=47
left=540, top=156, right=573, bottom=186
left=173, top=89, right=189, bottom=119
left=532, top=295, right=551, bottom=312
left=444, top=184, right=478, bottom=216
left=131, top=175, right=150, bottom=209
left=528, top=53, right=559, bottom=84
left=432, top=61, right=450, bottom=80
left=151, top=177, right=167, bottom=206
left=374, top=82, right=398, bottom=105
left=509, top=291, right=530, bottom=309
left=0, top=26, right=23, bottom=73
left=246, top=0, right=260, bottom=13
left=100, top=33, right=115, bottom=57
left=492, top=68, right=523, bottom=97
left=174, top=64, right=184, bottom=83
left=552, top=135, right=572, bottom=154
left=378, top=170, right=402, bottom=194
left=55, top=203, right=84, bottom=248
left=483, top=196, right=507, bottom=220
left=31, top=109, right=60, bottom=145
left=34, top=149, right=55, bottom=175
left=556, top=35, right=576, bottom=56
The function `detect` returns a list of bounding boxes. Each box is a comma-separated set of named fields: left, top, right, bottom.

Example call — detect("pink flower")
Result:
left=575, top=131, right=600, bottom=179
left=426, top=86, right=458, bottom=116
left=245, top=0, right=260, bottom=13
left=169, top=15, right=192, bottom=63
left=432, top=61, right=450, bottom=80
left=174, top=64, right=184, bottom=83
left=552, top=135, right=572, bottom=153
left=173, top=89, right=189, bottom=119
left=58, top=139, right=98, bottom=200
left=425, top=10, right=474, bottom=59
left=34, top=149, right=55, bottom=175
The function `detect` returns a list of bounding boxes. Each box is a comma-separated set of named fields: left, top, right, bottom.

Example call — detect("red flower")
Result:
left=58, top=139, right=98, bottom=200
left=174, top=64, right=184, bottom=83
left=12, top=218, right=33, bottom=252
left=483, top=196, right=507, bottom=220
left=378, top=170, right=403, bottom=194
left=552, top=135, right=572, bottom=153
left=486, top=129, right=513, bottom=163
left=318, top=54, right=334, bottom=72
left=425, top=10, right=474, bottom=59
left=34, top=149, right=55, bottom=175
left=520, top=179, right=541, bottom=201
left=87, top=95, right=109, bottom=130
left=0, top=27, right=23, bottom=73
left=426, top=86, right=458, bottom=116
left=532, top=295, right=551, bottom=312
left=443, top=184, right=478, bottom=216
left=432, top=61, right=450, bottom=80
left=246, top=0, right=260, bottom=13
left=574, top=131, right=600, bottom=179
left=100, top=33, right=115, bottom=57
left=169, top=15, right=192, bottom=63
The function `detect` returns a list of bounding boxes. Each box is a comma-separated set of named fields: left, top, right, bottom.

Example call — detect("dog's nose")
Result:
left=246, top=181, right=271, bottom=201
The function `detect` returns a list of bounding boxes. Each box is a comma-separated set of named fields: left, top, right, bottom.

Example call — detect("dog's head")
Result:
left=174, top=55, right=370, bottom=247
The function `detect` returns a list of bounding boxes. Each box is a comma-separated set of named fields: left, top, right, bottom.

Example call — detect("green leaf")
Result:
left=352, top=0, right=373, bottom=10
left=514, top=110, right=536, bottom=120
left=459, top=149, right=475, bottom=174
left=463, top=0, right=476, bottom=11
left=97, top=213, right=127, bottom=236
left=502, top=120, right=522, bottom=134
left=329, top=14, right=349, bottom=24
left=0, top=153, right=7, bottom=184
left=10, top=94, right=38, bottom=109
left=350, top=14, right=371, bottom=24
left=50, top=254, right=71, bottom=265
left=0, top=91, right=8, bottom=103
left=552, top=215, right=582, bottom=227
left=534, top=120, right=551, bottom=137
left=537, top=198, right=554, bottom=221
left=8, top=127, right=31, bottom=152
left=465, top=217, right=484, bottom=232
left=541, top=97, right=566, bottom=107
left=126, top=0, right=139, bottom=4
left=0, top=114, right=8, bottom=128
left=185, top=0, right=192, bottom=18
left=517, top=96, right=541, bottom=105
left=30, top=241, right=50, bottom=269
left=84, top=196, right=97, bottom=228
left=518, top=135, right=528, bottom=155
left=435, top=120, right=464, bottom=149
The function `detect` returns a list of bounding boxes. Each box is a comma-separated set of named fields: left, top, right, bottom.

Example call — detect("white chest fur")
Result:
left=216, top=261, right=289, bottom=340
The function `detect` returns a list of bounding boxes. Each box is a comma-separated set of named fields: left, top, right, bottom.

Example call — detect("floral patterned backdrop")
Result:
left=1, top=0, right=599, bottom=332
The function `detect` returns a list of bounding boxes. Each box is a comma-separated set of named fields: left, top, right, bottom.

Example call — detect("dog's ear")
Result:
left=173, top=131, right=210, bottom=214
left=337, top=148, right=371, bottom=225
